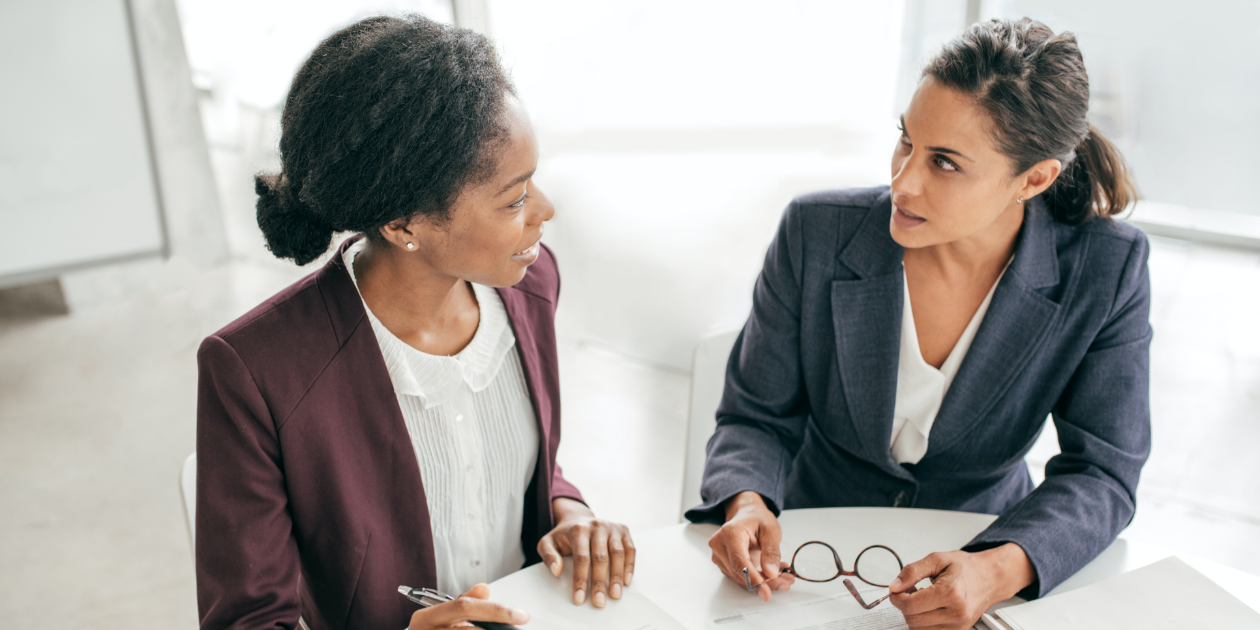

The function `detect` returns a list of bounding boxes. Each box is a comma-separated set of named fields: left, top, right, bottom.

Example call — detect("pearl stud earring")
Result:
left=1017, top=197, right=1024, bottom=204
left=406, top=242, right=415, bottom=250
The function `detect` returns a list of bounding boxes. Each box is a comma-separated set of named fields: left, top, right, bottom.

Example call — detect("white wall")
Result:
left=491, top=0, right=907, bottom=369
left=0, top=0, right=167, bottom=285
left=984, top=0, right=1260, bottom=216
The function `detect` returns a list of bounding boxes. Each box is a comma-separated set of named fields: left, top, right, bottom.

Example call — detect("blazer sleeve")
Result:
left=551, top=464, right=584, bottom=504
left=964, top=232, right=1153, bottom=598
left=195, top=335, right=302, bottom=630
left=686, top=200, right=812, bottom=522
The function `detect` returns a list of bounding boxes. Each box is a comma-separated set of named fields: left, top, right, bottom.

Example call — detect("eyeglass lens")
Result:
left=790, top=542, right=842, bottom=581
left=854, top=545, right=902, bottom=587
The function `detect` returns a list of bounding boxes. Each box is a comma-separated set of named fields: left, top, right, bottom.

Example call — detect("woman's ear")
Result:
left=1018, top=158, right=1063, bottom=202
left=378, top=217, right=418, bottom=251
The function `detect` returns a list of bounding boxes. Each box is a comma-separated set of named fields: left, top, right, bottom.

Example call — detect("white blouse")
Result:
left=344, top=240, right=540, bottom=595
left=890, top=266, right=1005, bottom=464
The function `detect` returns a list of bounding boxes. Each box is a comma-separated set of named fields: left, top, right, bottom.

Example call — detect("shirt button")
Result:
left=455, top=414, right=464, bottom=422
left=471, top=559, right=481, bottom=567
left=889, top=490, right=909, bottom=508
left=467, top=512, right=476, bottom=521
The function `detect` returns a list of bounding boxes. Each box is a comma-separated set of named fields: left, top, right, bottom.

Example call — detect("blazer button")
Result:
left=889, top=490, right=909, bottom=508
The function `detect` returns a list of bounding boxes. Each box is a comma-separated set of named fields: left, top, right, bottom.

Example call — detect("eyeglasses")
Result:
left=746, top=541, right=904, bottom=609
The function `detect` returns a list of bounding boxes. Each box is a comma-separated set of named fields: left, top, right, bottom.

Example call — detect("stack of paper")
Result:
left=988, top=557, right=1260, bottom=630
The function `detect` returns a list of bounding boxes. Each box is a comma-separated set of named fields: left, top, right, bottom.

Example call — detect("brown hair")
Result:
left=925, top=18, right=1138, bottom=224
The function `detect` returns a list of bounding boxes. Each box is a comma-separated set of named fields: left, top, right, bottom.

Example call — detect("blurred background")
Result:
left=1, top=0, right=1258, bottom=628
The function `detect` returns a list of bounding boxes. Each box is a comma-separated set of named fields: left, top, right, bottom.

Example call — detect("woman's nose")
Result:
left=890, top=154, right=922, bottom=198
left=530, top=183, right=556, bottom=224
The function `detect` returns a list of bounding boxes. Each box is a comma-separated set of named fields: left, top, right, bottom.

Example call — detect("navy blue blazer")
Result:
left=686, top=186, right=1152, bottom=598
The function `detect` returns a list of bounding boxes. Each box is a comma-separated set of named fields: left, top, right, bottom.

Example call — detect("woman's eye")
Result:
left=509, top=193, right=529, bottom=208
left=933, top=155, right=959, bottom=172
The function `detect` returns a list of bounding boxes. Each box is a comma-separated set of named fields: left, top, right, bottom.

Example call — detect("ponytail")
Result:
left=255, top=173, right=335, bottom=266
left=926, top=19, right=1140, bottom=226
left=1044, top=125, right=1139, bottom=225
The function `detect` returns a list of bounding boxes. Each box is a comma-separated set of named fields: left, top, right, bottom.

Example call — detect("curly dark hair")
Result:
left=925, top=18, right=1138, bottom=224
left=255, top=15, right=516, bottom=265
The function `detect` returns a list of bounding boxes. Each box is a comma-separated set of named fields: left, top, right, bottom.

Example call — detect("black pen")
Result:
left=397, top=586, right=522, bottom=630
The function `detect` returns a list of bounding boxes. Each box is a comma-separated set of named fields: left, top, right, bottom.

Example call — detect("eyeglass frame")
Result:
left=757, top=541, right=905, bottom=609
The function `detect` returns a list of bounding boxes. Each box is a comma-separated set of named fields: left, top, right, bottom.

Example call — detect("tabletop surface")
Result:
left=488, top=507, right=1260, bottom=629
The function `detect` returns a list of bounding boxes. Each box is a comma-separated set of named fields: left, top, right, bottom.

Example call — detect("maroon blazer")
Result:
left=195, top=237, right=583, bottom=630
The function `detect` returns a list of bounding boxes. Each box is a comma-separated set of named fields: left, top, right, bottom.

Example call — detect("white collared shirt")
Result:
left=890, top=266, right=1005, bottom=464
left=344, top=240, right=539, bottom=594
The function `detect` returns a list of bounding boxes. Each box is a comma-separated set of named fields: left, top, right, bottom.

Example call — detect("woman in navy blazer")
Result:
left=196, top=16, right=632, bottom=630
left=692, top=19, right=1150, bottom=630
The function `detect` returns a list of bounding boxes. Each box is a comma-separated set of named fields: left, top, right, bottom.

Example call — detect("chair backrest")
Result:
left=180, top=452, right=196, bottom=553
left=680, top=330, right=740, bottom=522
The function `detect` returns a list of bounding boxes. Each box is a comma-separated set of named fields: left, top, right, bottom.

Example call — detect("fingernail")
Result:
left=611, top=583, right=622, bottom=599
left=626, top=572, right=633, bottom=585
left=890, top=578, right=902, bottom=590
left=574, top=589, right=585, bottom=605
left=778, top=584, right=789, bottom=591
left=510, top=609, right=530, bottom=624
left=550, top=562, right=561, bottom=576
left=759, top=588, right=771, bottom=602
left=594, top=591, right=606, bottom=608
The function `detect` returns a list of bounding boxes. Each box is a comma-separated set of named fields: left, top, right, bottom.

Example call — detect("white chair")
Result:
left=180, top=452, right=196, bottom=554
left=679, top=330, right=740, bottom=522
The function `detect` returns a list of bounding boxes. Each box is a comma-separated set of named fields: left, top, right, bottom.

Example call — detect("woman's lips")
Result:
left=512, top=241, right=540, bottom=264
left=893, top=204, right=927, bottom=228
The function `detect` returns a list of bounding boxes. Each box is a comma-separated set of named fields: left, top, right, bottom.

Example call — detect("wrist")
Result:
left=723, top=491, right=768, bottom=522
left=552, top=497, right=592, bottom=522
left=978, top=543, right=1035, bottom=603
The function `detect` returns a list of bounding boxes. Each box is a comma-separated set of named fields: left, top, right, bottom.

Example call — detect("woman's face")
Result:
left=889, top=77, right=1051, bottom=250
left=403, top=98, right=555, bottom=288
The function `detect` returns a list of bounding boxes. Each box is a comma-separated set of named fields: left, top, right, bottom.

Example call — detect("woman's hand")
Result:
left=537, top=497, right=635, bottom=608
left=707, top=491, right=797, bottom=602
left=407, top=584, right=528, bottom=630
left=888, top=543, right=1034, bottom=629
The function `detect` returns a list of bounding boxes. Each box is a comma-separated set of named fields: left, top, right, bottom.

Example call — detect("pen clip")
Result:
left=398, top=586, right=452, bottom=608
left=743, top=567, right=757, bottom=592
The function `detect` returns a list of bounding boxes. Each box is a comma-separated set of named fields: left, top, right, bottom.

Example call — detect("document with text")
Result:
left=706, top=587, right=908, bottom=630
left=529, top=591, right=687, bottom=630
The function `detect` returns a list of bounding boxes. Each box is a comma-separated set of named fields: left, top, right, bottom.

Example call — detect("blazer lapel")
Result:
left=925, top=200, right=1062, bottom=458
left=830, top=192, right=911, bottom=475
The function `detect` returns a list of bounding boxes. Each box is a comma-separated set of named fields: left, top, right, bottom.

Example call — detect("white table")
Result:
left=488, top=507, right=1260, bottom=629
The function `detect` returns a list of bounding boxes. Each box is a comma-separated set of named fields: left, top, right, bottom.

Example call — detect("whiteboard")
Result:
left=0, top=0, right=166, bottom=285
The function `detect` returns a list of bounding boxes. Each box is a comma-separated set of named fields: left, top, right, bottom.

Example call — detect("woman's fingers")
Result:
left=757, top=521, right=783, bottom=580
left=891, top=552, right=949, bottom=593
left=623, top=531, right=637, bottom=586
left=589, top=527, right=612, bottom=608
left=608, top=530, right=626, bottom=599
left=568, top=524, right=592, bottom=606
left=722, top=530, right=772, bottom=601
left=407, top=588, right=529, bottom=630
left=537, top=534, right=564, bottom=577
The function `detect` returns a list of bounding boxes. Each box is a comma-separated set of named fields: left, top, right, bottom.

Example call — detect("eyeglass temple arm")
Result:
left=844, top=579, right=891, bottom=610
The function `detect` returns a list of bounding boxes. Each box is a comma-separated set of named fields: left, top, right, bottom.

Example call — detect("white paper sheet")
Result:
left=996, top=556, right=1260, bottom=630
left=706, top=586, right=908, bottom=630
left=526, top=591, right=687, bottom=630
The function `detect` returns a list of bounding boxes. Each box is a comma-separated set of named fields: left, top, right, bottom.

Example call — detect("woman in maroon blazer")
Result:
left=195, top=15, right=633, bottom=630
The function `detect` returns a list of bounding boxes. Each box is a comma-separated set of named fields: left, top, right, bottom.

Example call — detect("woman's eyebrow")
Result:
left=496, top=169, right=536, bottom=196
left=927, top=146, right=975, bottom=163
left=902, top=115, right=975, bottom=163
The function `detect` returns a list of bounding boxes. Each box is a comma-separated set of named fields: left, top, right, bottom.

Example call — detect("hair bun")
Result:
left=255, top=173, right=335, bottom=266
